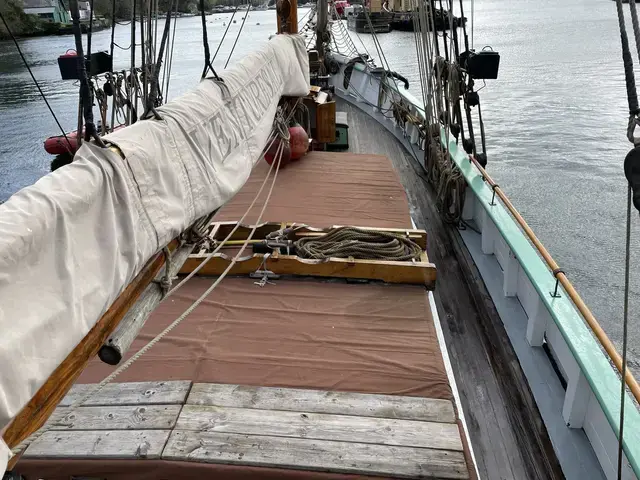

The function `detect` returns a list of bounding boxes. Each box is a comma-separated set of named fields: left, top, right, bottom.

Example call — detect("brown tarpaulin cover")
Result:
left=17, top=152, right=458, bottom=479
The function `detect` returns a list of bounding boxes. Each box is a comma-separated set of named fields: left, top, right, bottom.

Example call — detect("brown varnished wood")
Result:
left=3, top=239, right=179, bottom=466
left=276, top=0, right=298, bottom=34
left=181, top=251, right=437, bottom=288
left=316, top=101, right=337, bottom=143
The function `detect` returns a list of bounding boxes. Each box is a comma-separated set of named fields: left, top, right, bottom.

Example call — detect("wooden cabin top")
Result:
left=15, top=144, right=475, bottom=478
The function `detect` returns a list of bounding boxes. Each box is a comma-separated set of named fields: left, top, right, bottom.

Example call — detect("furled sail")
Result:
left=0, top=34, right=309, bottom=469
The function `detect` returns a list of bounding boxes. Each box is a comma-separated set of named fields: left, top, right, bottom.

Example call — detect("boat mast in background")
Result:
left=315, top=0, right=327, bottom=54
left=277, top=0, right=298, bottom=33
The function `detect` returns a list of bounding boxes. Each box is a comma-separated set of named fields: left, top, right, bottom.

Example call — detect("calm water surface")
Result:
left=1, top=0, right=639, bottom=365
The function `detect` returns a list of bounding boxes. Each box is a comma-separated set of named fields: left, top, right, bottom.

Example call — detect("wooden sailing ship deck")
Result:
left=15, top=139, right=475, bottom=478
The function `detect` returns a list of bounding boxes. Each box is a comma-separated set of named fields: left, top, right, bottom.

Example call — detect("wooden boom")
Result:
left=2, top=239, right=179, bottom=467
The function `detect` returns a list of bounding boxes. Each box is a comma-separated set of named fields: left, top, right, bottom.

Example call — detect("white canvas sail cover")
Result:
left=0, top=34, right=309, bottom=471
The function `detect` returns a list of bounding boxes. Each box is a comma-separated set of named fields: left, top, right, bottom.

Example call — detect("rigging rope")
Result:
left=617, top=184, right=632, bottom=480
left=162, top=0, right=179, bottom=101
left=143, top=1, right=174, bottom=119
left=225, top=4, right=252, bottom=69
left=614, top=0, right=640, bottom=144
left=295, top=227, right=422, bottom=261
left=200, top=0, right=223, bottom=80
left=212, top=4, right=240, bottom=62
left=0, top=11, right=73, bottom=154
left=613, top=2, right=640, bottom=478
left=70, top=0, right=103, bottom=145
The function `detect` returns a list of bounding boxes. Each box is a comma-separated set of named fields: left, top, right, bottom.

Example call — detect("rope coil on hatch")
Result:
left=295, top=227, right=423, bottom=262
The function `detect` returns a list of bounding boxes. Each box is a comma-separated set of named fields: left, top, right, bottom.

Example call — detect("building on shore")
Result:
left=22, top=0, right=70, bottom=23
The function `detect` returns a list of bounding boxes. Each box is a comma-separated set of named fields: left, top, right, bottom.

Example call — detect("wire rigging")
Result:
left=225, top=4, right=252, bottom=68
left=200, top=0, right=223, bottom=79
left=613, top=2, right=640, bottom=478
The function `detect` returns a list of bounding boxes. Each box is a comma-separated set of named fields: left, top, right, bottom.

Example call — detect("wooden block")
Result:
left=59, top=381, right=191, bottom=407
left=187, top=383, right=455, bottom=423
left=175, top=405, right=463, bottom=451
left=24, top=430, right=171, bottom=459
left=45, top=405, right=181, bottom=431
left=163, top=431, right=469, bottom=479
left=180, top=253, right=437, bottom=288
left=316, top=100, right=337, bottom=143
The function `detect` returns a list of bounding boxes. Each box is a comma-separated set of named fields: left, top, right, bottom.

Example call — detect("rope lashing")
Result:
left=154, top=246, right=173, bottom=296
left=294, top=227, right=422, bottom=261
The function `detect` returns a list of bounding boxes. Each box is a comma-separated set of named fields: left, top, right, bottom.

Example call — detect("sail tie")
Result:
left=153, top=246, right=174, bottom=297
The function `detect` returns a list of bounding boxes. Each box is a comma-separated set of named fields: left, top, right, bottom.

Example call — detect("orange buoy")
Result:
left=264, top=138, right=291, bottom=168
left=289, top=123, right=309, bottom=161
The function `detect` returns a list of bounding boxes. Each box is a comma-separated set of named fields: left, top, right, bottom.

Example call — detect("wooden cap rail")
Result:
left=469, top=155, right=640, bottom=405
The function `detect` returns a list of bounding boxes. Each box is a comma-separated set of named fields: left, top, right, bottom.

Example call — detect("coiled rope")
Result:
left=295, top=227, right=422, bottom=261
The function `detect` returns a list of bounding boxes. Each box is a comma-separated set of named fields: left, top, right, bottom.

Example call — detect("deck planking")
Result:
left=21, top=382, right=469, bottom=479
left=163, top=431, right=469, bottom=479
left=338, top=99, right=564, bottom=479
left=187, top=383, right=456, bottom=422
left=175, top=405, right=463, bottom=451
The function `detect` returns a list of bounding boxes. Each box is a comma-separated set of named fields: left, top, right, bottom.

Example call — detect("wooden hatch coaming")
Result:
left=180, top=221, right=437, bottom=288
left=22, top=381, right=470, bottom=480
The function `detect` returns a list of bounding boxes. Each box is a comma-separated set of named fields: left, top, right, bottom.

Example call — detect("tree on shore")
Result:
left=0, top=0, right=40, bottom=37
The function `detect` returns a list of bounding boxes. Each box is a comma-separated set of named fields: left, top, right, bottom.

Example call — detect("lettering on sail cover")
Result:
left=207, top=59, right=282, bottom=163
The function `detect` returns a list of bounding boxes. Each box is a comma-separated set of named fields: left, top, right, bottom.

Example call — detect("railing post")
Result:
left=526, top=297, right=549, bottom=347
left=503, top=250, right=519, bottom=297
left=481, top=209, right=496, bottom=255
left=562, top=360, right=590, bottom=428
left=462, top=191, right=475, bottom=221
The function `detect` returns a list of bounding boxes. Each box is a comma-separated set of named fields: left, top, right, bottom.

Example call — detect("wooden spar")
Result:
left=276, top=0, right=298, bottom=34
left=2, top=239, right=179, bottom=467
left=99, top=243, right=195, bottom=365
left=469, top=155, right=640, bottom=405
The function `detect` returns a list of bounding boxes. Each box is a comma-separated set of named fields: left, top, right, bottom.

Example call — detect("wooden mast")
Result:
left=276, top=0, right=298, bottom=33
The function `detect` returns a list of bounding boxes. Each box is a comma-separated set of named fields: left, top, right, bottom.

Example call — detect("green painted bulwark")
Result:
left=444, top=133, right=640, bottom=476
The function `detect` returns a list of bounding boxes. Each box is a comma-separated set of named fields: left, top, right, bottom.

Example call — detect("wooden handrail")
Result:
left=469, top=155, right=640, bottom=405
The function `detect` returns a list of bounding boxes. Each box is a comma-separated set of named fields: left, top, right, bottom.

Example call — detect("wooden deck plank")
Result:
left=45, top=405, right=181, bottom=431
left=163, top=430, right=469, bottom=479
left=24, top=430, right=171, bottom=459
left=175, top=405, right=462, bottom=451
left=187, top=383, right=455, bottom=423
left=59, top=381, right=191, bottom=407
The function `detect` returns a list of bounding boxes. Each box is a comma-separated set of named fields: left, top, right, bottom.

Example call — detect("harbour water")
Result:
left=0, top=0, right=638, bottom=366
